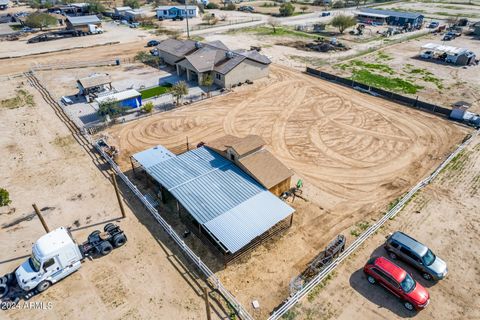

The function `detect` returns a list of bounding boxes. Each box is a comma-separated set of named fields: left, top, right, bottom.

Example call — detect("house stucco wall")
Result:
left=222, top=59, right=269, bottom=88
left=159, top=51, right=182, bottom=66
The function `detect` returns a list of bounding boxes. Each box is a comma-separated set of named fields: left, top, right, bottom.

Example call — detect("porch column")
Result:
left=176, top=64, right=180, bottom=76
left=186, top=69, right=191, bottom=81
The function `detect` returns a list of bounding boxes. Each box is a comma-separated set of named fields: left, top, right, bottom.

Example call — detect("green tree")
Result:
left=25, top=13, right=58, bottom=30
left=171, top=81, right=188, bottom=105
left=124, top=0, right=140, bottom=9
left=268, top=17, right=281, bottom=33
left=279, top=2, right=295, bottom=17
left=201, top=73, right=214, bottom=96
left=0, top=188, right=11, bottom=207
left=142, top=101, right=154, bottom=113
left=135, top=50, right=161, bottom=68
left=87, top=0, right=105, bottom=13
left=331, top=14, right=356, bottom=34
left=300, top=5, right=308, bottom=13
left=97, top=99, right=122, bottom=119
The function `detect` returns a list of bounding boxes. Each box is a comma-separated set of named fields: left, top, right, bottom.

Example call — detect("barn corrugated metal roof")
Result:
left=66, top=15, right=101, bottom=26
left=204, top=192, right=294, bottom=253
left=360, top=8, right=423, bottom=20
left=146, top=147, right=294, bottom=253
left=132, top=145, right=175, bottom=169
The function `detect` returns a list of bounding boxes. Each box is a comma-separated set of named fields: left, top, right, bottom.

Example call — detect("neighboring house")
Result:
left=115, top=6, right=132, bottom=16
left=357, top=8, right=424, bottom=28
left=0, top=0, right=9, bottom=10
left=156, top=6, right=198, bottom=20
left=155, top=39, right=271, bottom=88
left=124, top=9, right=146, bottom=22
left=421, top=42, right=476, bottom=66
left=206, top=135, right=293, bottom=196
left=66, top=15, right=101, bottom=32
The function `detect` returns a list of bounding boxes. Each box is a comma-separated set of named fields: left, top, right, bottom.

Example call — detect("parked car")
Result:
left=129, top=22, right=140, bottom=28
left=238, top=6, right=254, bottom=12
left=442, top=34, right=453, bottom=41
left=384, top=231, right=448, bottom=281
left=364, top=256, right=430, bottom=311
left=321, top=12, right=331, bottom=17
left=428, top=21, right=439, bottom=28
left=420, top=50, right=434, bottom=59
left=147, top=40, right=160, bottom=47
left=21, top=27, right=33, bottom=33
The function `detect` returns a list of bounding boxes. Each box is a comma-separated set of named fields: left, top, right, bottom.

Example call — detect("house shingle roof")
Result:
left=157, top=38, right=197, bottom=58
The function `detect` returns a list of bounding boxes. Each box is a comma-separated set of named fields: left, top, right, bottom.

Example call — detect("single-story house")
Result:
left=114, top=6, right=132, bottom=16
left=0, top=0, right=9, bottom=10
left=357, top=8, right=424, bottom=28
left=77, top=73, right=112, bottom=97
left=156, top=5, right=198, bottom=20
left=66, top=15, right=101, bottom=32
left=95, top=89, right=142, bottom=108
left=471, top=21, right=480, bottom=36
left=124, top=9, right=146, bottom=22
left=421, top=43, right=476, bottom=65
left=206, top=135, right=293, bottom=196
left=155, top=39, right=271, bottom=88
left=132, top=146, right=294, bottom=261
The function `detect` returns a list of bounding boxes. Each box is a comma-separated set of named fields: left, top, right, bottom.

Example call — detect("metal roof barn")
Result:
left=66, top=15, right=101, bottom=26
left=360, top=8, right=423, bottom=20
left=132, top=145, right=175, bottom=169
left=145, top=147, right=295, bottom=254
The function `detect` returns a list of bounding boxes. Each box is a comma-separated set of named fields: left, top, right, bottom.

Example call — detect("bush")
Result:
left=331, top=14, right=356, bottom=33
left=220, top=3, right=236, bottom=10
left=142, top=102, right=154, bottom=113
left=332, top=0, right=345, bottom=8
left=87, top=0, right=105, bottom=13
left=124, top=0, right=140, bottom=9
left=279, top=2, right=295, bottom=17
left=97, top=98, right=122, bottom=119
left=0, top=188, right=11, bottom=207
left=206, top=2, right=219, bottom=9
left=25, top=13, right=58, bottom=30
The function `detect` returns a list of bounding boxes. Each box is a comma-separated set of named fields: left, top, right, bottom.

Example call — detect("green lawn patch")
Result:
left=140, top=84, right=172, bottom=99
left=228, top=26, right=319, bottom=39
left=350, top=60, right=395, bottom=74
left=351, top=69, right=423, bottom=94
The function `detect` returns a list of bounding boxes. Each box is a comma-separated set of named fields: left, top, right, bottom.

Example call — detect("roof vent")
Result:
left=226, top=51, right=235, bottom=59
left=195, top=41, right=202, bottom=49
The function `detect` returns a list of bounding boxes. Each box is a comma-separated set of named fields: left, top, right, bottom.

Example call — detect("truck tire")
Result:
left=90, top=230, right=101, bottom=237
left=104, top=223, right=116, bottom=233
left=112, top=233, right=127, bottom=248
left=36, top=280, right=51, bottom=292
left=0, top=283, right=8, bottom=299
left=99, top=241, right=113, bottom=256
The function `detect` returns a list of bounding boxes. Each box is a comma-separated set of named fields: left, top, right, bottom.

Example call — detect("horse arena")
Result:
left=105, top=65, right=468, bottom=315
left=108, top=65, right=464, bottom=212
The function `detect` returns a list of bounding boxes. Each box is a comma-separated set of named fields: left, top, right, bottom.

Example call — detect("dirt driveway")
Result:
left=294, top=135, right=480, bottom=320
left=106, top=64, right=469, bottom=317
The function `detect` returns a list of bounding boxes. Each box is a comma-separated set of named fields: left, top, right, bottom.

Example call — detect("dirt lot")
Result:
left=0, top=77, right=228, bottom=319
left=378, top=1, right=480, bottom=19
left=294, top=134, right=480, bottom=320
left=325, top=32, right=480, bottom=112
left=105, top=64, right=469, bottom=317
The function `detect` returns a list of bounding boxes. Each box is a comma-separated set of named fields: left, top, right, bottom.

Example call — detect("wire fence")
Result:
left=186, top=17, right=262, bottom=32
left=268, top=130, right=479, bottom=320
left=92, top=138, right=255, bottom=320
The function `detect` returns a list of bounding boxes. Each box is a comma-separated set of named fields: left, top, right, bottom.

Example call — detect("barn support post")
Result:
left=289, top=213, right=294, bottom=227
left=130, top=156, right=135, bottom=175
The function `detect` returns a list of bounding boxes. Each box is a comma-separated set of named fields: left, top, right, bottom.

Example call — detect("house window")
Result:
left=216, top=73, right=221, bottom=80
left=163, top=10, right=167, bottom=14
left=189, top=10, right=194, bottom=14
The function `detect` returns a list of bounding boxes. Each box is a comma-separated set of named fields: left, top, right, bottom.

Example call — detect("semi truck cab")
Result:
left=15, top=227, right=83, bottom=293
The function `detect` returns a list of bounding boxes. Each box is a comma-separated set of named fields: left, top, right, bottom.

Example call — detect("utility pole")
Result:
left=184, top=0, right=190, bottom=38
left=32, top=203, right=50, bottom=233
left=111, top=172, right=126, bottom=218
left=203, top=287, right=212, bottom=320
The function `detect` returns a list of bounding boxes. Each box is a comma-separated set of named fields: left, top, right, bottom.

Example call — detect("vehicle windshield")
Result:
left=422, top=249, right=436, bottom=266
left=400, top=273, right=416, bottom=293
left=28, top=253, right=41, bottom=272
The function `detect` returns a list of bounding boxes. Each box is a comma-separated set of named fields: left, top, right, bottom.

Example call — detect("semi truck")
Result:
left=0, top=223, right=126, bottom=307
left=27, top=25, right=103, bottom=44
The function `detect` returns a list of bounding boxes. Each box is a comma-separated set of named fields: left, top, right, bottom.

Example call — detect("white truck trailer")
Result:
left=0, top=223, right=126, bottom=307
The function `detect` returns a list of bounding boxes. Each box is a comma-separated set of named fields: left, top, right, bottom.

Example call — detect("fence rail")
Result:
left=268, top=130, right=479, bottom=320
left=306, top=68, right=451, bottom=118
left=32, top=59, right=119, bottom=71
left=93, top=140, right=255, bottom=320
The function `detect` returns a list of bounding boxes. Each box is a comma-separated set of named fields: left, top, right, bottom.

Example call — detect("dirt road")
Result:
left=106, top=64, right=469, bottom=317
left=295, top=135, right=480, bottom=320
